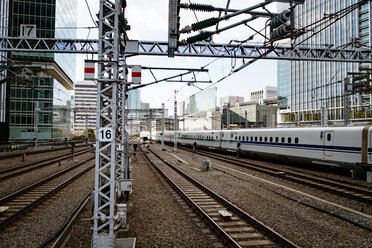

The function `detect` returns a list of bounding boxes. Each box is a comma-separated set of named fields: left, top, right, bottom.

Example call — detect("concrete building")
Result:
left=221, top=102, right=277, bottom=129
left=73, top=81, right=97, bottom=135
left=250, top=86, right=277, bottom=103
left=277, top=1, right=371, bottom=126
left=1, top=0, right=77, bottom=142
left=178, top=111, right=221, bottom=131
left=219, top=96, right=244, bottom=107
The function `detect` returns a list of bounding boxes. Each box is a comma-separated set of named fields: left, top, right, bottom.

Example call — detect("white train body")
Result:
left=158, top=126, right=372, bottom=171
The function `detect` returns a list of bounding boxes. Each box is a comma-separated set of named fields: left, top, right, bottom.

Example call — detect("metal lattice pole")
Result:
left=92, top=0, right=122, bottom=247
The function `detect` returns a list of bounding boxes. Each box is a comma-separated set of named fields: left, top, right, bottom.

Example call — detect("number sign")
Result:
left=98, top=128, right=114, bottom=142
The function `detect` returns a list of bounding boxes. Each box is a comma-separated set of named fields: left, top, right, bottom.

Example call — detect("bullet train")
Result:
left=156, top=125, right=372, bottom=172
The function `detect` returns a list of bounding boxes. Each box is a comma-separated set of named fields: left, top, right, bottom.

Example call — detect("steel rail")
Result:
left=0, top=143, right=91, bottom=160
left=0, top=147, right=93, bottom=180
left=143, top=147, right=298, bottom=248
left=179, top=147, right=372, bottom=205
left=0, top=157, right=94, bottom=230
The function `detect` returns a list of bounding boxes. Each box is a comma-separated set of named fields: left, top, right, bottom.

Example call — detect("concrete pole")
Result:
left=227, top=102, right=230, bottom=129
left=34, top=101, right=39, bottom=148
left=174, top=90, right=177, bottom=152
left=85, top=114, right=88, bottom=143
left=149, top=109, right=153, bottom=143
left=161, top=103, right=165, bottom=150
left=344, top=77, right=351, bottom=125
left=245, top=110, right=248, bottom=128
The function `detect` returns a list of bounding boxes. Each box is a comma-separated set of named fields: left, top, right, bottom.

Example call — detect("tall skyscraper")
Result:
left=1, top=0, right=77, bottom=141
left=277, top=1, right=370, bottom=125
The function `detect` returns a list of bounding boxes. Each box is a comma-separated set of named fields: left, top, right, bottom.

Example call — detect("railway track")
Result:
left=178, top=146, right=372, bottom=205
left=144, top=148, right=297, bottom=248
left=0, top=147, right=92, bottom=181
left=0, top=143, right=91, bottom=160
left=0, top=156, right=94, bottom=230
left=38, top=189, right=93, bottom=248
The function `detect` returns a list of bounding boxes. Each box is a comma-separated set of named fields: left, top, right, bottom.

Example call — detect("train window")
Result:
left=238, top=136, right=241, bottom=141
left=231, top=134, right=233, bottom=138
left=246, top=136, right=249, bottom=141
left=259, top=137, right=262, bottom=142
left=327, top=133, right=332, bottom=141
left=275, top=137, right=279, bottom=142
left=281, top=137, right=285, bottom=143
left=222, top=134, right=224, bottom=138
left=288, top=137, right=292, bottom=143
left=264, top=137, right=267, bottom=142
left=251, top=136, right=253, bottom=141
left=270, top=137, right=273, bottom=142
left=255, top=137, right=258, bottom=142
left=295, top=138, right=299, bottom=143
left=235, top=136, right=237, bottom=140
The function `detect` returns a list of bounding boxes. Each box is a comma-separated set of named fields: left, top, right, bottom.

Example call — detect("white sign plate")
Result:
left=117, top=144, right=124, bottom=152
left=98, top=128, right=114, bottom=142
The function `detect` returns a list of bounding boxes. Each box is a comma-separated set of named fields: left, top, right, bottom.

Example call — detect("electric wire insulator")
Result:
left=191, top=17, right=219, bottom=31
left=186, top=32, right=213, bottom=44
left=189, top=3, right=215, bottom=12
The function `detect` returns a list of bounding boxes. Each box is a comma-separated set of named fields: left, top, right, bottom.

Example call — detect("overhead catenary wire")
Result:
left=85, top=0, right=98, bottom=28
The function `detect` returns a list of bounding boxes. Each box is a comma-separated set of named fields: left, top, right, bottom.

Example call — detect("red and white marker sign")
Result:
left=84, top=61, right=95, bottom=80
left=131, top=65, right=141, bottom=84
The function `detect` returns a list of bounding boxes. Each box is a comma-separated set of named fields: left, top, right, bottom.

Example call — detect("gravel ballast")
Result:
left=66, top=150, right=215, bottom=248
left=153, top=143, right=372, bottom=247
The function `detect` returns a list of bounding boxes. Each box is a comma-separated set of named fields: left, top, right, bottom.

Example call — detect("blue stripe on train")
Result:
left=177, top=137, right=364, bottom=155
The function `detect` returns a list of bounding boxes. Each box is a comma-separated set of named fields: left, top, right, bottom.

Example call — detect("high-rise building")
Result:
left=127, top=89, right=141, bottom=118
left=1, top=0, right=77, bottom=141
left=250, top=86, right=277, bottom=103
left=184, top=87, right=217, bottom=115
left=73, top=81, right=97, bottom=135
left=277, top=1, right=370, bottom=125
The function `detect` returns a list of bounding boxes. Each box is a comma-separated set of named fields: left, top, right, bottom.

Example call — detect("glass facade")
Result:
left=128, top=89, right=141, bottom=118
left=6, top=0, right=77, bottom=141
left=184, top=87, right=217, bottom=115
left=277, top=61, right=291, bottom=109
left=278, top=0, right=370, bottom=124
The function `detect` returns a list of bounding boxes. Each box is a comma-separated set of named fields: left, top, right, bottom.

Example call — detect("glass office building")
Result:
left=128, top=89, right=141, bottom=118
left=4, top=0, right=77, bottom=141
left=278, top=1, right=371, bottom=125
left=184, top=87, right=217, bottom=115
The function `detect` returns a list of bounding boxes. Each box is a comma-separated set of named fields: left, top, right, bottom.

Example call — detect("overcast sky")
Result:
left=75, top=0, right=281, bottom=112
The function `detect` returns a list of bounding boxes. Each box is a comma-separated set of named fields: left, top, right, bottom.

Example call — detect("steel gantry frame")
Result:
left=1, top=2, right=372, bottom=247
left=1, top=37, right=372, bottom=63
